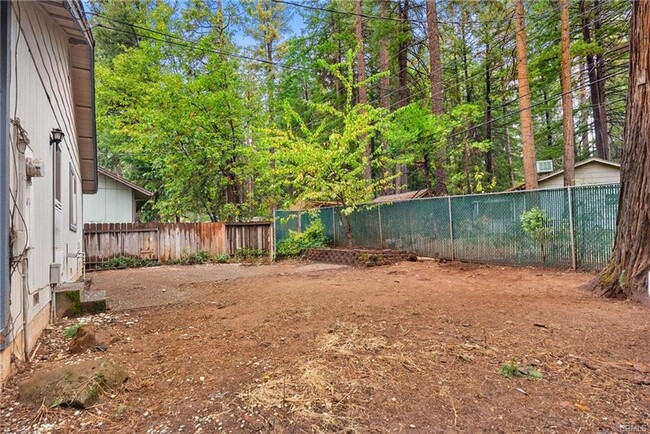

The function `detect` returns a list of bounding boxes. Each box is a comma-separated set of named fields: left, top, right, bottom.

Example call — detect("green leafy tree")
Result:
left=521, top=207, right=554, bottom=264
left=267, top=50, right=395, bottom=246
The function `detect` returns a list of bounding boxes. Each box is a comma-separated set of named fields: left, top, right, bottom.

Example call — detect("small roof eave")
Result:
left=97, top=167, right=153, bottom=198
left=38, top=0, right=97, bottom=193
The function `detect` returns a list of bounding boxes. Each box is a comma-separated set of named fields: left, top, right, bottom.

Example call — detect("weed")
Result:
left=498, top=361, right=542, bottom=379
left=63, top=323, right=82, bottom=339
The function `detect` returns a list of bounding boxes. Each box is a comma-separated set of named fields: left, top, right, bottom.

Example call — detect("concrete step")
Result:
left=54, top=281, right=106, bottom=318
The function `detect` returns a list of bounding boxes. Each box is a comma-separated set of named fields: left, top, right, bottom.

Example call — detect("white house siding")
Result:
left=538, top=163, right=620, bottom=189
left=83, top=173, right=136, bottom=223
left=2, top=2, right=85, bottom=380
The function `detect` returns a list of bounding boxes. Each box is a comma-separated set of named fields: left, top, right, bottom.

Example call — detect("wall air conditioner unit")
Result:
left=536, top=160, right=554, bottom=174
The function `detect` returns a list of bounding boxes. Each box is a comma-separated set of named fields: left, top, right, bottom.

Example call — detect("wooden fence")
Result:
left=84, top=222, right=272, bottom=268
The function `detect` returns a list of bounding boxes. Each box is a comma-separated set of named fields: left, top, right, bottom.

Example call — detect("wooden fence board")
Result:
left=84, top=222, right=272, bottom=268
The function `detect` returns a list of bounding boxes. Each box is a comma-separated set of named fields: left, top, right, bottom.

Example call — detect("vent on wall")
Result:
left=536, top=160, right=554, bottom=174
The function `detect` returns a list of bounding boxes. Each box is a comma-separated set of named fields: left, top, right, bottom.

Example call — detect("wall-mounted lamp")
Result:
left=50, top=128, right=64, bottom=146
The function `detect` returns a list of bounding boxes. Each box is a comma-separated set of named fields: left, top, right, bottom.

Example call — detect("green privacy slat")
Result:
left=274, top=184, right=619, bottom=270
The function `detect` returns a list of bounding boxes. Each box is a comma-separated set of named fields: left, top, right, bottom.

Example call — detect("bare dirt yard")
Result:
left=1, top=260, right=649, bottom=433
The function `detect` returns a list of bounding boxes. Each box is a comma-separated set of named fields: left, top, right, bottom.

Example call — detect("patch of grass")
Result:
left=63, top=323, right=82, bottom=339
left=244, top=360, right=357, bottom=431
left=243, top=322, right=397, bottom=432
left=317, top=321, right=389, bottom=355
left=499, top=361, right=542, bottom=379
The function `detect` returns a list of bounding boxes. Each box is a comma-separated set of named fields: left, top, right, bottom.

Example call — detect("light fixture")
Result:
left=50, top=128, right=64, bottom=146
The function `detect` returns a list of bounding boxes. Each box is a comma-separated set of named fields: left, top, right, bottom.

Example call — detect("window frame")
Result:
left=69, top=163, right=78, bottom=232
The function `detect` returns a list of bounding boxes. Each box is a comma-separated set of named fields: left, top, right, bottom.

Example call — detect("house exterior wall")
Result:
left=538, top=163, right=620, bottom=189
left=83, top=173, right=136, bottom=223
left=2, top=2, right=85, bottom=382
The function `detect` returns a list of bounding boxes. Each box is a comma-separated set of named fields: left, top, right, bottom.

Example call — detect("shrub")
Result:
left=98, top=256, right=158, bottom=270
left=235, top=248, right=269, bottom=261
left=520, top=206, right=554, bottom=263
left=277, top=220, right=328, bottom=258
left=182, top=250, right=212, bottom=265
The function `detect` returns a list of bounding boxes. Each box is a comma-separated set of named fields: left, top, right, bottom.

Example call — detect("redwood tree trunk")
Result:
left=514, top=0, right=538, bottom=190
left=426, top=0, right=447, bottom=196
left=395, top=0, right=410, bottom=190
left=484, top=42, right=493, bottom=177
left=379, top=0, right=391, bottom=194
left=579, top=0, right=609, bottom=160
left=560, top=0, right=575, bottom=186
left=590, top=1, right=650, bottom=302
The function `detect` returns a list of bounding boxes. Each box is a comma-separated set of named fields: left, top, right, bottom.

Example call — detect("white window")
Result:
left=69, top=164, right=78, bottom=232
left=55, top=144, right=62, bottom=205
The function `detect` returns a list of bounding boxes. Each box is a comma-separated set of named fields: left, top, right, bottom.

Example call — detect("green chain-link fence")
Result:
left=274, top=184, right=620, bottom=271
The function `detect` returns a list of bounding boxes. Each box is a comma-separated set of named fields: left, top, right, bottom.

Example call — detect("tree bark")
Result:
left=216, top=0, right=225, bottom=51
left=593, top=0, right=610, bottom=149
left=543, top=89, right=553, bottom=148
left=504, top=112, right=516, bottom=187
left=560, top=0, right=575, bottom=186
left=579, top=0, right=609, bottom=159
left=484, top=42, right=494, bottom=177
left=379, top=0, right=391, bottom=194
left=589, top=0, right=650, bottom=302
left=354, top=0, right=367, bottom=106
left=426, top=0, right=447, bottom=196
left=578, top=62, right=591, bottom=157
left=514, top=0, right=538, bottom=190
left=395, top=0, right=410, bottom=190
left=354, top=0, right=371, bottom=181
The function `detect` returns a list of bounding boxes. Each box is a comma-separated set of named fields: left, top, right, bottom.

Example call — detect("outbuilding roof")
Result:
left=536, top=157, right=620, bottom=184
left=97, top=167, right=153, bottom=199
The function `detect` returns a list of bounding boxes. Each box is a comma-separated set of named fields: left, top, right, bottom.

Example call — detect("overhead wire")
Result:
left=92, top=2, right=628, bottom=150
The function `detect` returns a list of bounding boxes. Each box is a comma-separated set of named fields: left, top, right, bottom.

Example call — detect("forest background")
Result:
left=89, top=0, right=630, bottom=222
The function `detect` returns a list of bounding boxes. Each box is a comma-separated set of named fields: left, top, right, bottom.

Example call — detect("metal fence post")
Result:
left=447, top=196, right=455, bottom=261
left=377, top=205, right=383, bottom=249
left=271, top=209, right=276, bottom=262
left=332, top=208, right=336, bottom=247
left=567, top=186, right=577, bottom=270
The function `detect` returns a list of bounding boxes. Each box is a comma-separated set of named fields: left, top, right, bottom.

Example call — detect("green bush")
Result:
left=182, top=250, right=213, bottom=265
left=277, top=220, right=328, bottom=258
left=98, top=256, right=158, bottom=270
left=521, top=207, right=555, bottom=263
left=235, top=248, right=269, bottom=261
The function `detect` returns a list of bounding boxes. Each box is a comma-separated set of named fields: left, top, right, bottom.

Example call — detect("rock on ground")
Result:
left=18, top=358, right=128, bottom=409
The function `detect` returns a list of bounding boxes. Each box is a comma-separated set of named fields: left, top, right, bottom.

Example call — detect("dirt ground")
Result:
left=1, top=260, right=649, bottom=433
